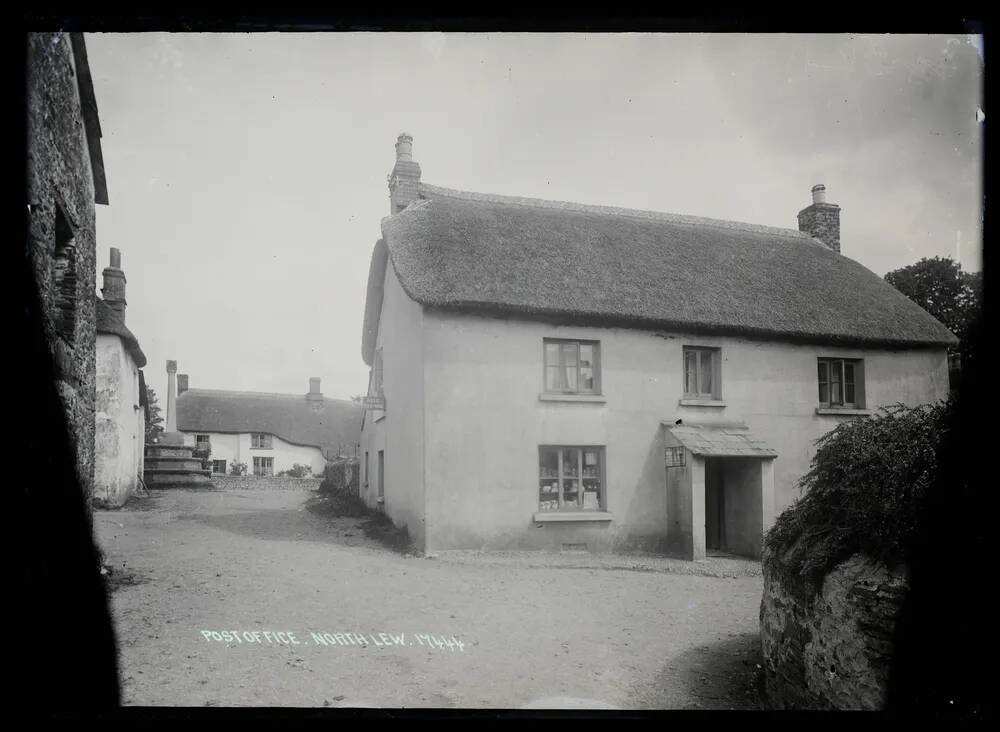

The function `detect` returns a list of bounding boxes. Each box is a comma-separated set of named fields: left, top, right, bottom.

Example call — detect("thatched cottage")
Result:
left=94, top=248, right=148, bottom=507
left=359, top=134, right=955, bottom=559
left=27, top=33, right=109, bottom=499
left=175, top=376, right=362, bottom=477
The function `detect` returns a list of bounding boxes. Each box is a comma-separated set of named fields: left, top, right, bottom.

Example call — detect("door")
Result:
left=705, top=458, right=726, bottom=552
left=377, top=450, right=385, bottom=502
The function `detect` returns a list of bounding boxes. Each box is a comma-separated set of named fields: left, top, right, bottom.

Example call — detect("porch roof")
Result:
left=663, top=421, right=778, bottom=458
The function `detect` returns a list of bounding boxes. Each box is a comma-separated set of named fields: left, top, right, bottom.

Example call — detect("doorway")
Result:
left=377, top=450, right=385, bottom=502
left=705, top=458, right=726, bottom=553
left=704, top=457, right=765, bottom=559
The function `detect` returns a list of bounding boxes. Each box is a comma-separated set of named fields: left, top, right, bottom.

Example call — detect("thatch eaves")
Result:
left=360, top=183, right=956, bottom=362
left=95, top=297, right=146, bottom=367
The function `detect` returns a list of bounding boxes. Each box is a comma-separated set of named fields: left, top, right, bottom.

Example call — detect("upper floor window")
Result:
left=818, top=358, right=865, bottom=408
left=544, top=339, right=600, bottom=395
left=251, top=433, right=273, bottom=449
left=683, top=346, right=721, bottom=399
left=195, top=434, right=210, bottom=449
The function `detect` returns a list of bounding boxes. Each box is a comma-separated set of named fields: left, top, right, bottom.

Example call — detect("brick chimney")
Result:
left=306, top=376, right=323, bottom=411
left=177, top=374, right=189, bottom=396
left=101, top=247, right=127, bottom=321
left=797, top=184, right=841, bottom=253
left=388, top=132, right=421, bottom=215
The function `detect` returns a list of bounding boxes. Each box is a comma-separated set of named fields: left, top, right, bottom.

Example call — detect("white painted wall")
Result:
left=95, top=333, right=143, bottom=506
left=180, top=430, right=326, bottom=475
left=359, top=258, right=426, bottom=548
left=418, top=310, right=949, bottom=552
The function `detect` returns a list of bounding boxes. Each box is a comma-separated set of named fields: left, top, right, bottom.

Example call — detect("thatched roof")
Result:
left=95, top=297, right=146, bottom=367
left=176, top=389, right=362, bottom=460
left=362, top=183, right=956, bottom=365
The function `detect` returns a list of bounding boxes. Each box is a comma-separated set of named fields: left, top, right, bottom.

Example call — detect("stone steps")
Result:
left=143, top=433, right=214, bottom=490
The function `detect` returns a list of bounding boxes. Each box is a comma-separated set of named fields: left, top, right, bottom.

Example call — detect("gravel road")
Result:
left=94, top=488, right=764, bottom=709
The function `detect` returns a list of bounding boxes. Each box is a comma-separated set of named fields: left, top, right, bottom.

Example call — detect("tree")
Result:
left=145, top=386, right=164, bottom=442
left=884, top=256, right=982, bottom=367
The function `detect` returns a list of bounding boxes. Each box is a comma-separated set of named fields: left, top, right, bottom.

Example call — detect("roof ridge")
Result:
left=418, top=182, right=810, bottom=240
left=181, top=388, right=356, bottom=404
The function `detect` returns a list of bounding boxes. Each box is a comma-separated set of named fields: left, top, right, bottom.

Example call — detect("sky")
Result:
left=85, top=33, right=984, bottom=404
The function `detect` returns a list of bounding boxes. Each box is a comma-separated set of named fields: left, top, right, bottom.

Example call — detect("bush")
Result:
left=764, top=401, right=951, bottom=595
left=278, top=463, right=312, bottom=478
left=320, top=458, right=359, bottom=494
left=229, top=460, right=247, bottom=476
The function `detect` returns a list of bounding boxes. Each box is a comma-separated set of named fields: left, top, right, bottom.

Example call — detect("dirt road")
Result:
left=94, top=488, right=764, bottom=709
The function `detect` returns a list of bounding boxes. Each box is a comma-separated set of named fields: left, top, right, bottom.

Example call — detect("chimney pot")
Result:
left=395, top=132, right=413, bottom=161
left=109, top=247, right=121, bottom=268
left=811, top=184, right=827, bottom=204
left=177, top=374, right=189, bottom=395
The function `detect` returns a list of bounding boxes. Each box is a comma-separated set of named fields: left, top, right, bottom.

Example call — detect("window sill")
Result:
left=538, top=393, right=607, bottom=404
left=249, top=447, right=274, bottom=450
left=816, top=407, right=871, bottom=416
left=678, top=398, right=727, bottom=407
left=533, top=511, right=613, bottom=523
left=374, top=415, right=386, bottom=423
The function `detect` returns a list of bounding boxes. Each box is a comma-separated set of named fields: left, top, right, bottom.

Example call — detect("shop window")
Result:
left=538, top=446, right=604, bottom=512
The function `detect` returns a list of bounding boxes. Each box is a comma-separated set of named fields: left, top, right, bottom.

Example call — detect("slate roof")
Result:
left=176, top=389, right=363, bottom=460
left=362, top=182, right=956, bottom=365
left=664, top=422, right=778, bottom=458
left=95, top=296, right=146, bottom=367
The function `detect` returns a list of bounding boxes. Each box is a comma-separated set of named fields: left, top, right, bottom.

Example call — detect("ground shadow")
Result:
left=171, top=489, right=418, bottom=557
left=186, top=505, right=373, bottom=547
left=305, top=491, right=418, bottom=556
left=640, top=632, right=765, bottom=710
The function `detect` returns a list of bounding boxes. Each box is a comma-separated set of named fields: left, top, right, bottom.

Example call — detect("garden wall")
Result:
left=210, top=475, right=322, bottom=492
left=760, top=547, right=909, bottom=710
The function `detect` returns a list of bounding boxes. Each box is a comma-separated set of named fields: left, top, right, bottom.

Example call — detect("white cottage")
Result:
left=175, top=377, right=362, bottom=477
left=94, top=248, right=147, bottom=507
left=358, top=134, right=956, bottom=559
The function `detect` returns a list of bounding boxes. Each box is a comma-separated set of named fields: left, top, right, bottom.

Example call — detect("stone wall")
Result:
left=210, top=475, right=323, bottom=492
left=27, top=33, right=99, bottom=500
left=760, top=548, right=909, bottom=710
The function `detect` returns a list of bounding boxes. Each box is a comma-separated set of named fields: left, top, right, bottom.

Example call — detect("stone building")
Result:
left=94, top=248, right=148, bottom=507
left=359, top=134, right=955, bottom=558
left=27, top=33, right=109, bottom=499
